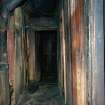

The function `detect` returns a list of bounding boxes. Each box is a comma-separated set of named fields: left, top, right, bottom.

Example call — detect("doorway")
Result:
left=16, top=30, right=65, bottom=105
left=37, top=31, right=58, bottom=83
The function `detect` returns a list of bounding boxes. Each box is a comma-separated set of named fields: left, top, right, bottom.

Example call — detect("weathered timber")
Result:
left=0, top=16, right=10, bottom=105
left=58, top=0, right=72, bottom=105
left=7, top=16, right=15, bottom=86
left=7, top=9, right=28, bottom=104
left=59, top=0, right=88, bottom=105
left=88, top=0, right=104, bottom=105
left=63, top=0, right=72, bottom=105
left=70, top=0, right=87, bottom=105
left=58, top=7, right=64, bottom=96
left=7, top=7, right=27, bottom=105
left=0, top=64, right=10, bottom=105
left=59, top=9, right=67, bottom=104
left=26, top=30, right=41, bottom=81
left=7, top=16, right=15, bottom=105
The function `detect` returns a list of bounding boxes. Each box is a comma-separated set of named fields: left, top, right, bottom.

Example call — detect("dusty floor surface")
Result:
left=17, top=83, right=65, bottom=105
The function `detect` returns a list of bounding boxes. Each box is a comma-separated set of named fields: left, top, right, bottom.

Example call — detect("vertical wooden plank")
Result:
left=70, top=0, right=87, bottom=105
left=7, top=15, right=15, bottom=105
left=61, top=11, right=67, bottom=104
left=27, top=30, right=41, bottom=81
left=27, top=30, right=35, bottom=81
left=59, top=7, right=67, bottom=104
left=64, top=0, right=72, bottom=104
left=59, top=1, right=73, bottom=104
left=7, top=16, right=15, bottom=87
left=25, top=29, right=41, bottom=82
left=13, top=7, right=26, bottom=104
left=88, top=0, right=104, bottom=105
left=0, top=18, right=10, bottom=105
left=59, top=9, right=64, bottom=95
left=21, top=14, right=27, bottom=89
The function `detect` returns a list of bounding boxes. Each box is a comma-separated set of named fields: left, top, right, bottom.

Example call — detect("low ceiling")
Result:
left=23, top=0, right=59, bottom=17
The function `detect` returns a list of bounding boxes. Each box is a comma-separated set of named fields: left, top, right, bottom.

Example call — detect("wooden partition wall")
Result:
left=7, top=8, right=26, bottom=105
left=7, top=7, right=57, bottom=105
left=0, top=0, right=104, bottom=105
left=7, top=7, right=41, bottom=104
left=59, top=0, right=104, bottom=105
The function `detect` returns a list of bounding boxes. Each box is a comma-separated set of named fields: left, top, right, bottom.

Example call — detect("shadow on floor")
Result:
left=17, top=82, right=65, bottom=105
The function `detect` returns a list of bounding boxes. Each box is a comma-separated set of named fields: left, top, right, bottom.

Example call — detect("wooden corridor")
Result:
left=0, top=0, right=104, bottom=105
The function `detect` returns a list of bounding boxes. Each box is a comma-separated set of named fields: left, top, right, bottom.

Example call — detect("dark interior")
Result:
left=36, top=31, right=58, bottom=83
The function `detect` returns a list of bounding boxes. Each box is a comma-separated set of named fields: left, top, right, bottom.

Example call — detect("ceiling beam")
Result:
left=25, top=17, right=58, bottom=31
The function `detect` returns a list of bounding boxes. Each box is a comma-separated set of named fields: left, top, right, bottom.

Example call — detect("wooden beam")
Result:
left=25, top=17, right=57, bottom=31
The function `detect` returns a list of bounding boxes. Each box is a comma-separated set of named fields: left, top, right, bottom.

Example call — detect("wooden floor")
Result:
left=17, top=82, right=65, bottom=105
